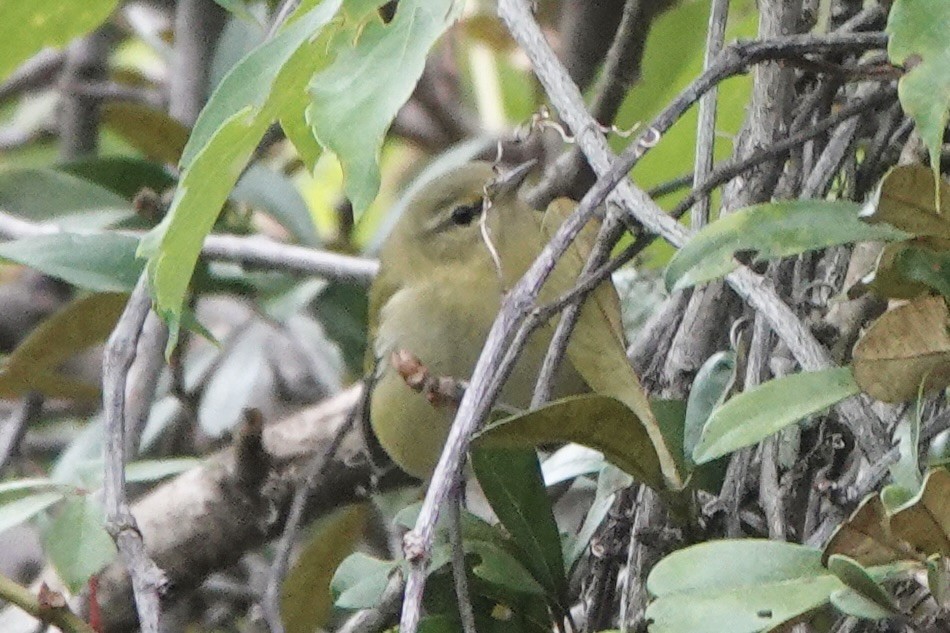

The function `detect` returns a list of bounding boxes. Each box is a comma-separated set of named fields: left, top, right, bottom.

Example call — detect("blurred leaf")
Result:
left=307, top=0, right=463, bottom=217
left=212, top=0, right=260, bottom=23
left=853, top=295, right=950, bottom=402
left=692, top=368, right=860, bottom=464
left=862, top=164, right=950, bottom=238
left=197, top=323, right=271, bottom=437
left=331, top=552, right=398, bottom=609
left=43, top=494, right=116, bottom=593
left=0, top=293, right=128, bottom=400
left=860, top=240, right=942, bottom=300
left=312, top=281, right=368, bottom=375
left=466, top=540, right=546, bottom=597
left=665, top=201, right=910, bottom=291
left=282, top=504, right=367, bottom=633
left=475, top=394, right=664, bottom=492
left=928, top=555, right=950, bottom=608
left=887, top=2, right=950, bottom=184
left=59, top=156, right=176, bottom=202
left=124, top=458, right=199, bottom=483
left=0, top=0, right=119, bottom=83
left=894, top=245, right=950, bottom=299
left=541, top=444, right=605, bottom=487
left=0, top=168, right=134, bottom=229
left=139, top=0, right=343, bottom=340
left=890, top=408, right=923, bottom=494
left=827, top=555, right=899, bottom=619
left=102, top=103, right=190, bottom=165
left=0, top=233, right=141, bottom=292
left=684, top=350, right=735, bottom=468
left=232, top=163, right=320, bottom=246
left=567, top=465, right=631, bottom=567
left=0, top=491, right=66, bottom=534
left=471, top=448, right=567, bottom=609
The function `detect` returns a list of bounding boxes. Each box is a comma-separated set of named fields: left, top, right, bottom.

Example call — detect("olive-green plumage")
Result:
left=367, top=162, right=678, bottom=484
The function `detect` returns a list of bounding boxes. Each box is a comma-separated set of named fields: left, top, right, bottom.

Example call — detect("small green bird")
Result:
left=367, top=161, right=678, bottom=486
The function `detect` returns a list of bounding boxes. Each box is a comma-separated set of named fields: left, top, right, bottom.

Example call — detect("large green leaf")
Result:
left=0, top=491, right=66, bottom=534
left=330, top=552, right=399, bottom=609
left=0, top=293, right=128, bottom=400
left=887, top=0, right=950, bottom=184
left=470, top=448, right=567, bottom=610
left=139, top=0, right=342, bottom=340
left=665, top=201, right=911, bottom=291
left=282, top=504, right=367, bottom=633
left=646, top=540, right=905, bottom=633
left=231, top=163, right=319, bottom=246
left=692, top=368, right=861, bottom=464
left=475, top=394, right=664, bottom=491
left=0, top=168, right=134, bottom=229
left=43, top=494, right=116, bottom=593
left=307, top=0, right=463, bottom=217
left=0, top=233, right=141, bottom=292
left=58, top=156, right=177, bottom=201
left=0, top=0, right=119, bottom=83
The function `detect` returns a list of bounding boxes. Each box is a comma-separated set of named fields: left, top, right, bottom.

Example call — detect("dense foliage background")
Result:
left=0, top=0, right=947, bottom=632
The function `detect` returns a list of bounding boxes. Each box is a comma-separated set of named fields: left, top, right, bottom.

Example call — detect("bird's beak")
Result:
left=485, top=159, right=538, bottom=199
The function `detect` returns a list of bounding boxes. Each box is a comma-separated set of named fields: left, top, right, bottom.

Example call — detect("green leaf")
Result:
left=887, top=0, right=950, bottom=187
left=0, top=168, right=134, bottom=229
left=0, top=233, right=141, bottom=292
left=282, top=504, right=367, bottom=633
left=665, top=201, right=911, bottom=291
left=0, top=491, right=66, bottom=533
left=307, top=0, right=463, bottom=217
left=475, top=394, right=664, bottom=491
left=102, top=102, right=191, bottom=165
left=567, top=465, right=632, bottom=567
left=124, top=458, right=200, bottom=483
left=894, top=246, right=950, bottom=299
left=0, top=0, right=119, bottom=83
left=646, top=541, right=843, bottom=633
left=0, top=293, right=128, bottom=401
left=827, top=554, right=899, bottom=619
left=692, top=367, right=860, bottom=464
left=684, top=350, right=736, bottom=468
left=466, top=540, right=546, bottom=597
left=43, top=494, right=117, bottom=593
left=139, top=0, right=343, bottom=340
left=232, top=163, right=319, bottom=246
left=330, top=552, right=398, bottom=609
left=890, top=408, right=923, bottom=494
left=59, top=156, right=176, bottom=201
left=196, top=323, right=271, bottom=436
left=470, top=448, right=567, bottom=609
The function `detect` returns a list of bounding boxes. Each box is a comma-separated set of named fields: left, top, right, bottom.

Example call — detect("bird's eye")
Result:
left=449, top=200, right=483, bottom=226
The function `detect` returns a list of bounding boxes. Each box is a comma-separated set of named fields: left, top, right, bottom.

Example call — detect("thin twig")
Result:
left=0, top=392, right=42, bottom=473
left=102, top=275, right=168, bottom=633
left=0, top=211, right=379, bottom=286
left=448, top=483, right=476, bottom=633
left=0, top=574, right=95, bottom=633
left=691, top=0, right=729, bottom=228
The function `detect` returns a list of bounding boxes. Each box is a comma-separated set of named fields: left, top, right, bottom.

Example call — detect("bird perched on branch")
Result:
left=366, top=161, right=677, bottom=485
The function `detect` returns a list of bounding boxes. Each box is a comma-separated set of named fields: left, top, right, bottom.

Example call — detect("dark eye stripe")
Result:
left=450, top=200, right=483, bottom=226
